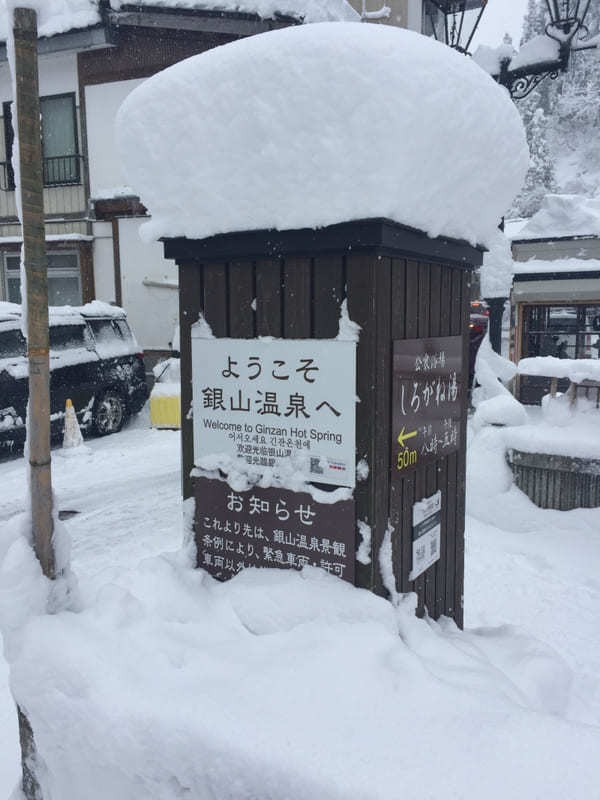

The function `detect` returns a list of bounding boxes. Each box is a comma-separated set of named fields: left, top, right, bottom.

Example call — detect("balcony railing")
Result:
left=0, top=154, right=84, bottom=191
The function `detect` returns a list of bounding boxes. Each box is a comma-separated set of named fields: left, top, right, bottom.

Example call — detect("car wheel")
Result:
left=93, top=391, right=126, bottom=436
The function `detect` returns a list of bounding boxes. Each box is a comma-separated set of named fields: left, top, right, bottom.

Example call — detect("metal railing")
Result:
left=0, top=154, right=84, bottom=191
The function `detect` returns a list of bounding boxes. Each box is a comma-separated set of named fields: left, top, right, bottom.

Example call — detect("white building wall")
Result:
left=0, top=50, right=78, bottom=105
left=118, top=217, right=178, bottom=351
left=92, top=220, right=115, bottom=303
left=85, top=78, right=145, bottom=198
left=347, top=0, right=422, bottom=30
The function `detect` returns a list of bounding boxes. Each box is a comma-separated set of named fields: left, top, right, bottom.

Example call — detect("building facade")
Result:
left=0, top=1, right=425, bottom=366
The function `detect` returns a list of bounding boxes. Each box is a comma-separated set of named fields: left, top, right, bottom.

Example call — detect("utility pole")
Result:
left=13, top=7, right=55, bottom=578
left=12, top=8, right=55, bottom=799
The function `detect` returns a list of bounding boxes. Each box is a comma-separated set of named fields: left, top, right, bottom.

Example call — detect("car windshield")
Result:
left=0, top=328, right=26, bottom=359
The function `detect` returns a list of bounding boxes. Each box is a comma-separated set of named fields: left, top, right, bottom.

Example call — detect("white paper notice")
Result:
left=192, top=336, right=357, bottom=488
left=409, top=490, right=441, bottom=580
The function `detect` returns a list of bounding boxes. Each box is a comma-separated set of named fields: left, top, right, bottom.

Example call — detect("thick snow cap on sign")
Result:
left=117, top=23, right=528, bottom=247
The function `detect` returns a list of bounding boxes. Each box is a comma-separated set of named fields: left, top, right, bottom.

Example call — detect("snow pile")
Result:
left=509, top=35, right=560, bottom=71
left=151, top=356, right=181, bottom=398
left=479, top=228, right=514, bottom=298
left=109, top=0, right=359, bottom=22
left=502, top=408, right=600, bottom=460
left=472, top=42, right=514, bottom=76
left=471, top=336, right=526, bottom=429
left=518, top=356, right=600, bottom=384
left=2, top=528, right=596, bottom=800
left=118, top=23, right=528, bottom=247
left=517, top=194, right=600, bottom=240
left=0, top=0, right=99, bottom=41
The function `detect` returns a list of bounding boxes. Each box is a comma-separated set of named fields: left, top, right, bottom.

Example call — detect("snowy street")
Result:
left=1, top=420, right=599, bottom=797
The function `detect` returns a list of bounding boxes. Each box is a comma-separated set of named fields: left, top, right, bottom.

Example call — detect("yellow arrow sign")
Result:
left=397, top=426, right=417, bottom=448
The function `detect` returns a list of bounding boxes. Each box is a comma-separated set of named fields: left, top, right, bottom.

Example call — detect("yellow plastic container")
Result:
left=150, top=393, right=181, bottom=429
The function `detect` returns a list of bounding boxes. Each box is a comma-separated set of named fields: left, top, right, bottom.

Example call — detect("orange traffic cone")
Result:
left=63, top=398, right=83, bottom=449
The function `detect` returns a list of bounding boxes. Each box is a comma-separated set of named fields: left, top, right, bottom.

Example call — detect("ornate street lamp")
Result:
left=423, top=1, right=488, bottom=55
left=423, top=0, right=597, bottom=353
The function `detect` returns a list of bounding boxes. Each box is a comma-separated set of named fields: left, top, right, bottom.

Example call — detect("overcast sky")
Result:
left=471, top=0, right=529, bottom=47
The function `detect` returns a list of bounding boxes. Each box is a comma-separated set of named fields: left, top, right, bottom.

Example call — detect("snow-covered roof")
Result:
left=0, top=0, right=100, bottom=42
left=515, top=195, right=600, bottom=241
left=118, top=23, right=527, bottom=248
left=0, top=0, right=358, bottom=42
left=503, top=218, right=529, bottom=241
left=513, top=257, right=600, bottom=276
left=111, top=0, right=359, bottom=22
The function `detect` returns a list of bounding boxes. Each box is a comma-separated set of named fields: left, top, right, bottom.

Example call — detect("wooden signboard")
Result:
left=194, top=475, right=356, bottom=584
left=392, top=336, right=464, bottom=476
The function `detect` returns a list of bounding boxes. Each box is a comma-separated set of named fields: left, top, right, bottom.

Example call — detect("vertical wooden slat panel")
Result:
left=346, top=252, right=391, bottom=596
left=454, top=268, right=471, bottom=628
left=413, top=261, right=431, bottom=613
left=390, top=259, right=407, bottom=589
left=228, top=260, right=255, bottom=338
left=374, top=256, right=393, bottom=596
left=282, top=256, right=311, bottom=338
left=255, top=258, right=282, bottom=337
left=436, top=263, right=451, bottom=618
left=178, top=262, right=202, bottom=500
left=424, top=263, right=441, bottom=616
left=313, top=254, right=345, bottom=339
left=346, top=253, right=377, bottom=592
left=203, top=262, right=228, bottom=336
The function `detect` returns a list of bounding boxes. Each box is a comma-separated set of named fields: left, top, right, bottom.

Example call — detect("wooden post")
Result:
left=12, top=8, right=55, bottom=799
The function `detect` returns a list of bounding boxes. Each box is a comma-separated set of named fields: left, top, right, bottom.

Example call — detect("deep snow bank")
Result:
left=117, top=22, right=528, bottom=247
left=2, top=512, right=597, bottom=800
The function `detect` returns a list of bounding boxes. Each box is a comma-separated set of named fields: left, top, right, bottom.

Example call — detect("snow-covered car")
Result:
left=0, top=301, right=147, bottom=454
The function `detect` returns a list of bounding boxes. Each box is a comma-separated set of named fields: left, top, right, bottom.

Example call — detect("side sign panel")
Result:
left=194, top=476, right=356, bottom=584
left=192, top=337, right=357, bottom=488
left=410, top=490, right=442, bottom=581
left=392, top=336, right=463, bottom=475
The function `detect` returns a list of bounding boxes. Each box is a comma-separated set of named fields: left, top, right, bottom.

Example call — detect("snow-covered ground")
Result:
left=0, top=416, right=599, bottom=798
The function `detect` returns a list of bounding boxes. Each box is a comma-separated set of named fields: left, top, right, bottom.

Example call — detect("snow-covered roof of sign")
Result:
left=514, top=195, right=600, bottom=241
left=0, top=0, right=358, bottom=41
left=513, top=257, right=600, bottom=276
left=118, top=23, right=527, bottom=248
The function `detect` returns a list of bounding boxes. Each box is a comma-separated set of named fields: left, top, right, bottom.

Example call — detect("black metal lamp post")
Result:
left=424, top=0, right=597, bottom=354
left=423, top=1, right=488, bottom=54
left=498, top=0, right=594, bottom=99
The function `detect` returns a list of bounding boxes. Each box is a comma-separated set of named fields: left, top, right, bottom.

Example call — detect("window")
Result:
left=0, top=328, right=25, bottom=359
left=2, top=93, right=80, bottom=189
left=4, top=252, right=81, bottom=306
left=524, top=304, right=600, bottom=361
left=49, top=324, right=88, bottom=351
left=40, top=94, right=80, bottom=185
